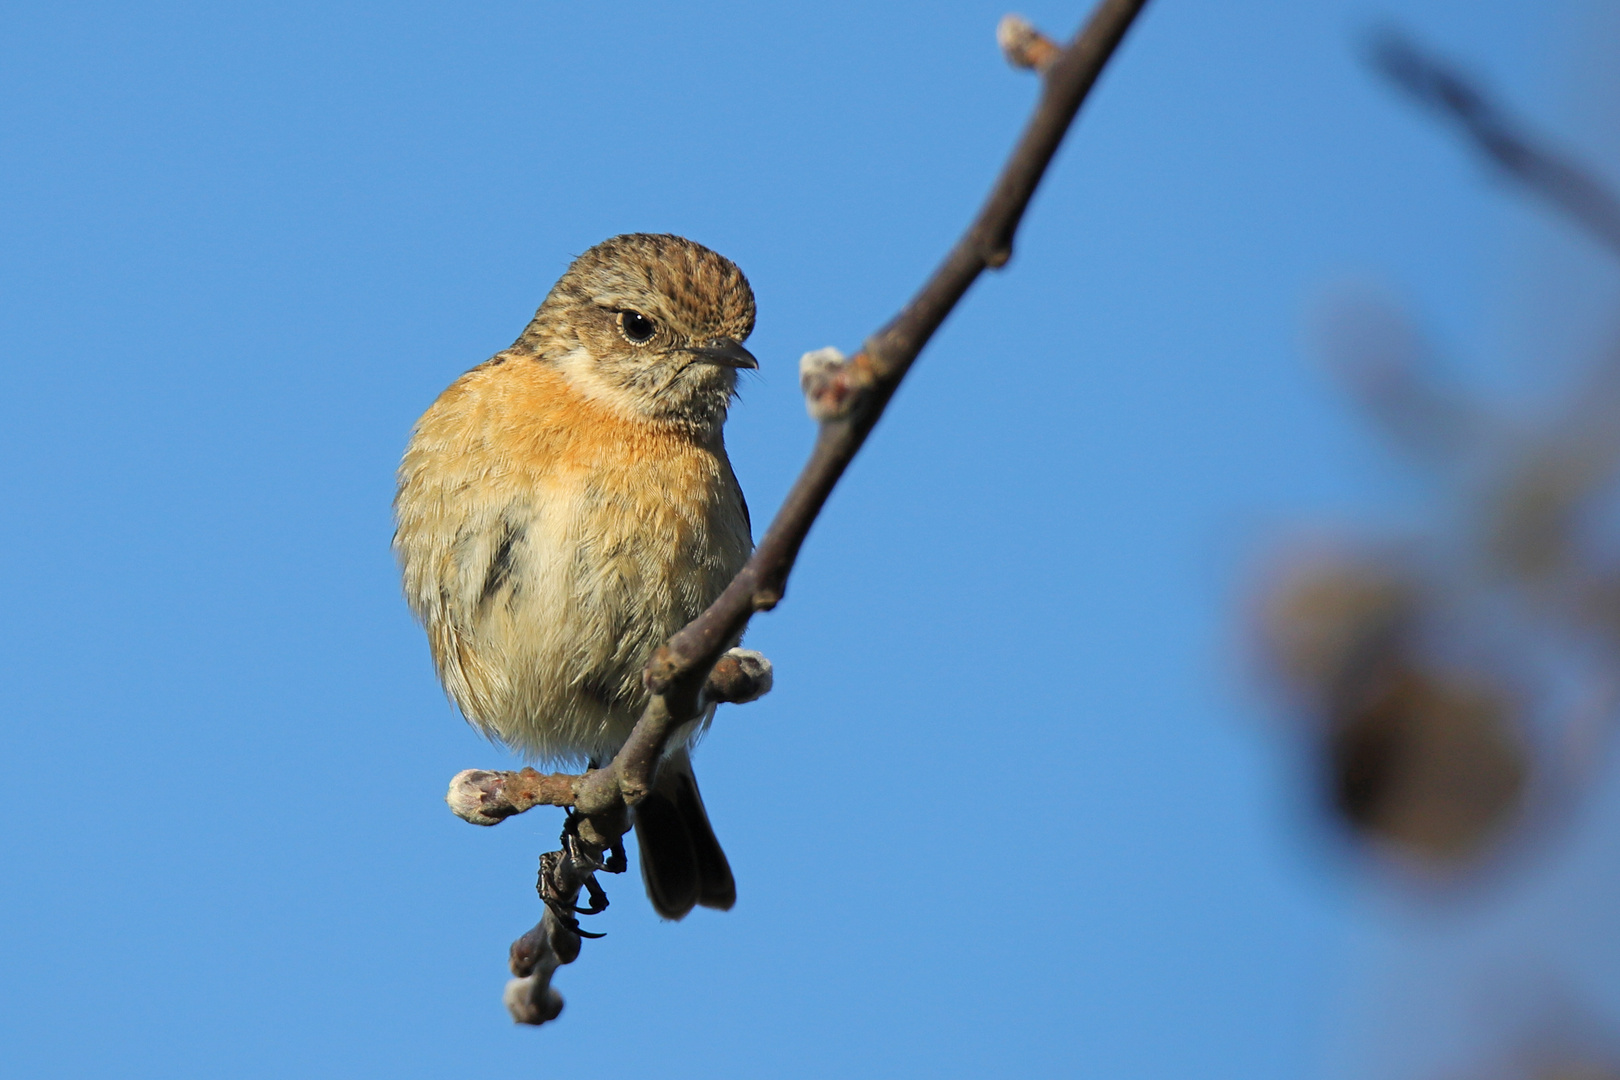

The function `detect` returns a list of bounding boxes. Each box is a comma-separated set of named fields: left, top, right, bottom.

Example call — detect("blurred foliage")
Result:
left=1257, top=33, right=1620, bottom=875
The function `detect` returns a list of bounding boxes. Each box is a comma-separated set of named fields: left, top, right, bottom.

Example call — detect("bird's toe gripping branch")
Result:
left=446, top=646, right=774, bottom=1025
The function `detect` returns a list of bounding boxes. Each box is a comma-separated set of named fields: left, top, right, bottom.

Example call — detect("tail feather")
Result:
left=633, top=749, right=735, bottom=920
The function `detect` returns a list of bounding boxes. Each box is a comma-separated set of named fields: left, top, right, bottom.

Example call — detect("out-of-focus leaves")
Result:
left=1261, top=554, right=1528, bottom=866
left=1250, top=36, right=1620, bottom=876
left=1326, top=663, right=1524, bottom=863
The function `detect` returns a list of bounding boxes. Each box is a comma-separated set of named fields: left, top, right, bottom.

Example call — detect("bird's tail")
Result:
left=632, top=745, right=736, bottom=920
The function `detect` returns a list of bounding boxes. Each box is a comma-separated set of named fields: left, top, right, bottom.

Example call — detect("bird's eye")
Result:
left=619, top=310, right=656, bottom=344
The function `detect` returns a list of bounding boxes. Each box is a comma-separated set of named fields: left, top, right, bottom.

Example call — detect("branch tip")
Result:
left=800, top=347, right=869, bottom=421
left=446, top=767, right=579, bottom=825
left=704, top=648, right=775, bottom=705
left=998, top=14, right=1062, bottom=73
left=505, top=976, right=563, bottom=1025
left=446, top=769, right=524, bottom=825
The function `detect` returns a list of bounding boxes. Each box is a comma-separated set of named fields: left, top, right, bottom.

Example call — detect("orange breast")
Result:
left=395, top=351, right=751, bottom=760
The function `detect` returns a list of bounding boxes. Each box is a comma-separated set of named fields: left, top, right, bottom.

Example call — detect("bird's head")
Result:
left=518, top=233, right=757, bottom=433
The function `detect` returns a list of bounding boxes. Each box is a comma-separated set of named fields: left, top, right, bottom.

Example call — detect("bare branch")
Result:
left=501, top=821, right=620, bottom=1025
left=1370, top=29, right=1620, bottom=259
left=447, top=768, right=578, bottom=826
left=505, top=915, right=567, bottom=1024
left=637, top=0, right=1152, bottom=758
left=455, top=1, right=1153, bottom=1024
left=445, top=648, right=776, bottom=826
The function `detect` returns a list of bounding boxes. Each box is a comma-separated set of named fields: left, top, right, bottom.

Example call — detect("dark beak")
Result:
left=686, top=337, right=759, bottom=370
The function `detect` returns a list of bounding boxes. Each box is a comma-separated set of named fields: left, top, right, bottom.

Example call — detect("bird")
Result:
left=393, top=233, right=758, bottom=920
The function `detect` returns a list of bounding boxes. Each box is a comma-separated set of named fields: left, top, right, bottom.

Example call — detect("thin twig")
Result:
left=443, top=649, right=774, bottom=826
left=1370, top=29, right=1620, bottom=259
left=632, top=0, right=1152, bottom=790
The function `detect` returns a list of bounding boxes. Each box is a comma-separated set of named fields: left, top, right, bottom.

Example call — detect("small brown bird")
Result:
left=394, top=234, right=757, bottom=919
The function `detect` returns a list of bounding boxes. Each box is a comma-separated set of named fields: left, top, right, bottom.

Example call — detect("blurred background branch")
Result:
left=1370, top=30, right=1620, bottom=258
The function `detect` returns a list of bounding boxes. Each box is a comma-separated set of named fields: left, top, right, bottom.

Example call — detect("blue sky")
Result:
left=3, top=1, right=1617, bottom=1077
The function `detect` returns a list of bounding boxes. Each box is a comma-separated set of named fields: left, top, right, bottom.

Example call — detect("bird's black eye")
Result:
left=619, top=310, right=656, bottom=344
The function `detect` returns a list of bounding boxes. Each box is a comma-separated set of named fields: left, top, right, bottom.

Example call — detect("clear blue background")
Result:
left=3, top=1, right=1617, bottom=1077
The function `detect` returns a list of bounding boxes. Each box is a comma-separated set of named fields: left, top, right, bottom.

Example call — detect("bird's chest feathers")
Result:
left=481, top=368, right=749, bottom=663
left=553, top=443, right=740, bottom=627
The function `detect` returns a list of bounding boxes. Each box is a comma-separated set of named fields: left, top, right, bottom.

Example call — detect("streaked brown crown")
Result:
left=520, top=233, right=755, bottom=349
